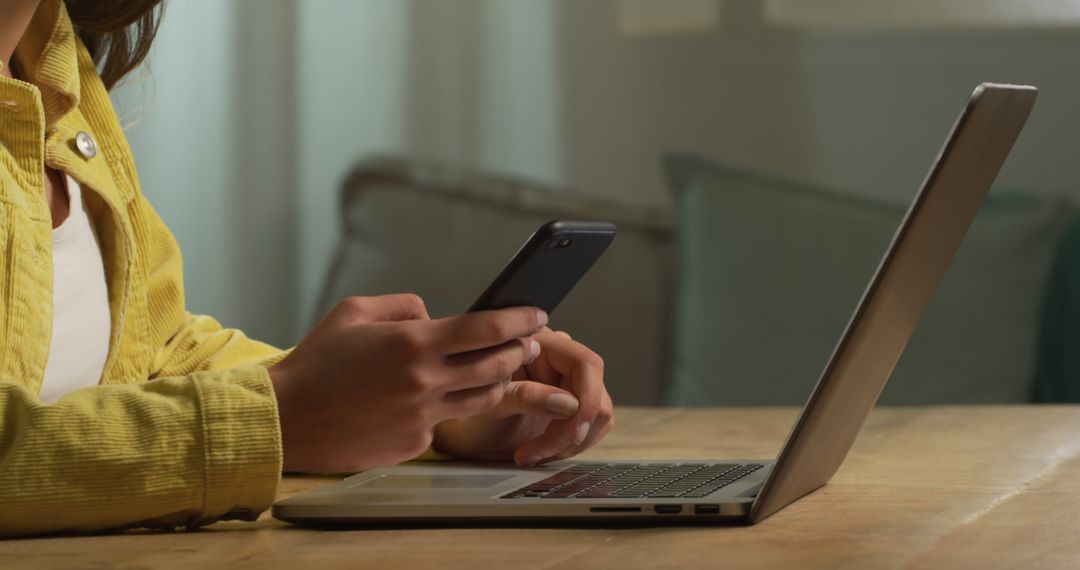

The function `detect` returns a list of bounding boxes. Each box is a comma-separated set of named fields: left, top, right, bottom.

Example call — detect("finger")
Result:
left=519, top=336, right=561, bottom=386
left=516, top=412, right=609, bottom=467
left=483, top=380, right=580, bottom=421
left=336, top=294, right=430, bottom=324
left=426, top=307, right=548, bottom=355
left=512, top=335, right=607, bottom=465
left=549, top=422, right=615, bottom=463
left=550, top=392, right=615, bottom=461
left=535, top=332, right=605, bottom=419
left=518, top=328, right=571, bottom=387
left=441, top=337, right=540, bottom=392
left=439, top=378, right=509, bottom=419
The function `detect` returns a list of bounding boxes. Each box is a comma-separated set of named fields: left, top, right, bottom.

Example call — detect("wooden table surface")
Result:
left=3, top=406, right=1080, bottom=569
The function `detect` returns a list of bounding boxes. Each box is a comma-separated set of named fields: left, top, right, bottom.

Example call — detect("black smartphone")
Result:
left=468, top=220, right=617, bottom=315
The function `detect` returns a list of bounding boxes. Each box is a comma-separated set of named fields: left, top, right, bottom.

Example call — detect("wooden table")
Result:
left=3, top=406, right=1080, bottom=569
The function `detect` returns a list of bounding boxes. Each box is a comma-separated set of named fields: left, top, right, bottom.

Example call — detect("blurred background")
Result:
left=110, top=0, right=1080, bottom=406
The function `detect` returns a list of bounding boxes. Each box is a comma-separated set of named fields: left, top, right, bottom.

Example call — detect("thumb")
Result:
left=496, top=380, right=580, bottom=419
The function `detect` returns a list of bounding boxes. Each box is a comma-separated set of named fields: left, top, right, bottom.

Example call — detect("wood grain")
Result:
left=2, top=406, right=1079, bottom=569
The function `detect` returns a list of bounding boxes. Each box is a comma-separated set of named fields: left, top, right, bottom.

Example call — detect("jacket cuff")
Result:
left=191, top=366, right=283, bottom=523
left=258, top=348, right=292, bottom=369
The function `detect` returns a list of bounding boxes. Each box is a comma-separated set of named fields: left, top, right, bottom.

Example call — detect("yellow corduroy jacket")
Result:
left=0, top=2, right=286, bottom=536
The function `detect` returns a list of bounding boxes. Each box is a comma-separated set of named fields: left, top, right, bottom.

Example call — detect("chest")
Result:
left=0, top=132, right=151, bottom=393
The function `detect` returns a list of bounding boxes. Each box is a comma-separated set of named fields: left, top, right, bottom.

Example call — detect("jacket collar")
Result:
left=10, top=0, right=81, bottom=129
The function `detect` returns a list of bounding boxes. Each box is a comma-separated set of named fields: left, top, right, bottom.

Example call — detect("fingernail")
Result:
left=546, top=393, right=580, bottom=416
left=575, top=421, right=590, bottom=446
left=537, top=310, right=549, bottom=328
left=528, top=340, right=541, bottom=363
left=521, top=455, right=543, bottom=467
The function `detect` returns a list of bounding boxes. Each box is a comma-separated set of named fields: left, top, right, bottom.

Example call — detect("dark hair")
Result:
left=64, top=0, right=165, bottom=90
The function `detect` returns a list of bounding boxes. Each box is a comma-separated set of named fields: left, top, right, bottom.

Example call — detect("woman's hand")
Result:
left=268, top=294, right=547, bottom=473
left=432, top=328, right=615, bottom=467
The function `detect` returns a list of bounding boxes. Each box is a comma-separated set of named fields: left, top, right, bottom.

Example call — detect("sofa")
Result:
left=316, top=155, right=1077, bottom=406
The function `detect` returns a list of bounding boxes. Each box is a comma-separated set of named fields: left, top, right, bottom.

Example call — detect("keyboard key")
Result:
left=647, top=491, right=686, bottom=498
left=544, top=487, right=587, bottom=496
left=532, top=474, right=585, bottom=486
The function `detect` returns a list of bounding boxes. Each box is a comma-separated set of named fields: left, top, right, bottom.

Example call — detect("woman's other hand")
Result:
left=432, top=327, right=615, bottom=467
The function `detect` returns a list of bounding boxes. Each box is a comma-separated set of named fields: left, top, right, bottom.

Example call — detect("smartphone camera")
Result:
left=547, top=238, right=573, bottom=250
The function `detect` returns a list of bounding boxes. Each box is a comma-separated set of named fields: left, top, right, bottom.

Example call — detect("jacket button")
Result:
left=75, top=131, right=98, bottom=159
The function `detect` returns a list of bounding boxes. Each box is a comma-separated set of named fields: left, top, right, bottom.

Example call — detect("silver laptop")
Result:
left=274, top=83, right=1037, bottom=526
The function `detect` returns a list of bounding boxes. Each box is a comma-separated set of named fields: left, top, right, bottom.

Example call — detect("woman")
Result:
left=0, top=0, right=614, bottom=535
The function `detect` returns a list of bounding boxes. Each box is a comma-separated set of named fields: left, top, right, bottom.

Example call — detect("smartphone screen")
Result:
left=468, top=221, right=616, bottom=315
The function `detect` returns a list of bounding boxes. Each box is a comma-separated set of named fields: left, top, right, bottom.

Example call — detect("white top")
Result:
left=39, top=175, right=112, bottom=404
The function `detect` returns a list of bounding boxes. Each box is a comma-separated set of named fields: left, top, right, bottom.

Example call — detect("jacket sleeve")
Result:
left=0, top=366, right=281, bottom=536
left=0, top=196, right=284, bottom=537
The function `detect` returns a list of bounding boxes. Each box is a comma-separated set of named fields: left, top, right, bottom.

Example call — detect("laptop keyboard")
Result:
left=500, top=462, right=764, bottom=499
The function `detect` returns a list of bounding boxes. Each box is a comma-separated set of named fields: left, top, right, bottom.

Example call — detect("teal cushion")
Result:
left=666, top=155, right=1071, bottom=406
left=1033, top=213, right=1080, bottom=402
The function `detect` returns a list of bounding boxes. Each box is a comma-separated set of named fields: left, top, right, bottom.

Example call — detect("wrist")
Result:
left=267, top=363, right=299, bottom=470
left=267, top=363, right=290, bottom=418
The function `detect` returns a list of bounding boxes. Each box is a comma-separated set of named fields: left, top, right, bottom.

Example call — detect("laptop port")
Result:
left=653, top=505, right=682, bottom=515
left=694, top=504, right=720, bottom=515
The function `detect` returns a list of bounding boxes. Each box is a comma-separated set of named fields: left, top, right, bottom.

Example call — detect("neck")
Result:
left=0, top=0, right=42, bottom=79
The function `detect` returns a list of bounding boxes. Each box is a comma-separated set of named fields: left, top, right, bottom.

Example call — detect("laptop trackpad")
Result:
left=351, top=474, right=514, bottom=490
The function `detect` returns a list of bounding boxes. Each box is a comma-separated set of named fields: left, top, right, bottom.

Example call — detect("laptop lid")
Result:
left=749, top=83, right=1038, bottom=523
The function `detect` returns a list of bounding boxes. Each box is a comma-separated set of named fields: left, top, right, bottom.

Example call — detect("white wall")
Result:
left=475, top=1, right=562, bottom=185
left=295, top=0, right=410, bottom=331
left=549, top=1, right=1080, bottom=207
left=384, top=0, right=1080, bottom=209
